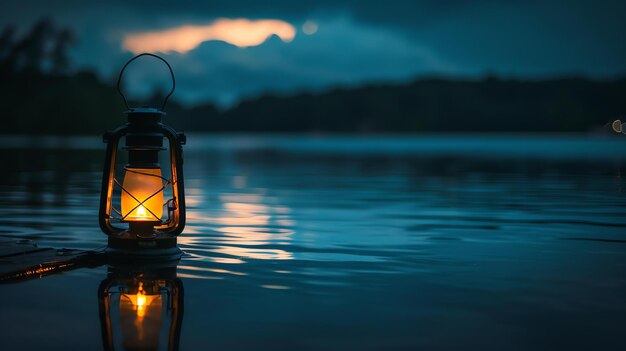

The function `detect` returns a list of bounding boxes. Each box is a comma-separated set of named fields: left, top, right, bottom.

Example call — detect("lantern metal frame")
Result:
left=99, top=53, right=186, bottom=254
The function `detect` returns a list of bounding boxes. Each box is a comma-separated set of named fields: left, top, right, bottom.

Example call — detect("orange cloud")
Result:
left=122, top=18, right=296, bottom=54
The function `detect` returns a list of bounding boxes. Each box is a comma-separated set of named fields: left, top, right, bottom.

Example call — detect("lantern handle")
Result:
left=117, top=53, right=176, bottom=111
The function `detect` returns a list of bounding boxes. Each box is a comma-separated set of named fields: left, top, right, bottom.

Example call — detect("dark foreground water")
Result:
left=1, top=134, right=625, bottom=350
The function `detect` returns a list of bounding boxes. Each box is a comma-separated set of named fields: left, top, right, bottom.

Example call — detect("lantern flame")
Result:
left=137, top=205, right=147, bottom=218
left=123, top=282, right=159, bottom=319
left=136, top=291, right=147, bottom=317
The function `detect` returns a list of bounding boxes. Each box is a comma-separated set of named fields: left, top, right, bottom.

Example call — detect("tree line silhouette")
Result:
left=1, top=20, right=625, bottom=135
left=0, top=18, right=75, bottom=75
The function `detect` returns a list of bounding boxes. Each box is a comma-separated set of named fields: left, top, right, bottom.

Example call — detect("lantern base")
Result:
left=106, top=232, right=182, bottom=261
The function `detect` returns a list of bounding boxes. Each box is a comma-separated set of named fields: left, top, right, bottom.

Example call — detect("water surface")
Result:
left=1, top=134, right=625, bottom=350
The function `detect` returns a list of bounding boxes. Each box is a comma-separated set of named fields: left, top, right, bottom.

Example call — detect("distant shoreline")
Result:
left=2, top=72, right=625, bottom=135
left=2, top=133, right=626, bottom=164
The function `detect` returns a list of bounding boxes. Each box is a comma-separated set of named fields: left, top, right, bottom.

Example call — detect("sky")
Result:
left=1, top=0, right=626, bottom=106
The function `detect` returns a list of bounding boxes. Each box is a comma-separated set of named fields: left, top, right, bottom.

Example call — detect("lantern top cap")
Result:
left=125, top=106, right=166, bottom=116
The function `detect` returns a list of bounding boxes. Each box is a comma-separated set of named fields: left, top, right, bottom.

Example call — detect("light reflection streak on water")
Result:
left=179, top=181, right=296, bottom=266
left=177, top=265, right=246, bottom=276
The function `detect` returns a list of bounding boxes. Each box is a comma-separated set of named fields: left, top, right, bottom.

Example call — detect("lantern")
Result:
left=99, top=53, right=185, bottom=258
left=98, top=264, right=184, bottom=350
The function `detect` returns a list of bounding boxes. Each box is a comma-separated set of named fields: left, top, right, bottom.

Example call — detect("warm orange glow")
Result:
left=118, top=281, right=164, bottom=349
left=136, top=294, right=146, bottom=315
left=122, top=282, right=160, bottom=319
left=136, top=205, right=147, bottom=218
left=123, top=18, right=296, bottom=54
left=199, top=193, right=296, bottom=260
left=121, top=168, right=164, bottom=221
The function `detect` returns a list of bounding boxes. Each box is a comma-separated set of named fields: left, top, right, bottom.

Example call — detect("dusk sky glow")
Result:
left=123, top=19, right=297, bottom=53
left=2, top=0, right=625, bottom=106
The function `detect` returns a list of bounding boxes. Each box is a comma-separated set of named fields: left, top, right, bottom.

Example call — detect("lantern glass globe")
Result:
left=121, top=168, right=164, bottom=221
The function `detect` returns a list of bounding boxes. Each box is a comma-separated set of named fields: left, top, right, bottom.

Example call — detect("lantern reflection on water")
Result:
left=98, top=265, right=183, bottom=351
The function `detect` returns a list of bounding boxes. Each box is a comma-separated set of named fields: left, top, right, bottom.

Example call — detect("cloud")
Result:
left=151, top=17, right=455, bottom=107
left=3, top=0, right=624, bottom=106
left=122, top=18, right=296, bottom=54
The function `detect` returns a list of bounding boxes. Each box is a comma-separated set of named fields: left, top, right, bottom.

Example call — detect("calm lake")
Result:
left=1, top=134, right=625, bottom=350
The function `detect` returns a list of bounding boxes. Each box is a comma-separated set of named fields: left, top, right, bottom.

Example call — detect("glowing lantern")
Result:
left=99, top=53, right=186, bottom=257
left=121, top=168, right=164, bottom=222
left=98, top=265, right=184, bottom=350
